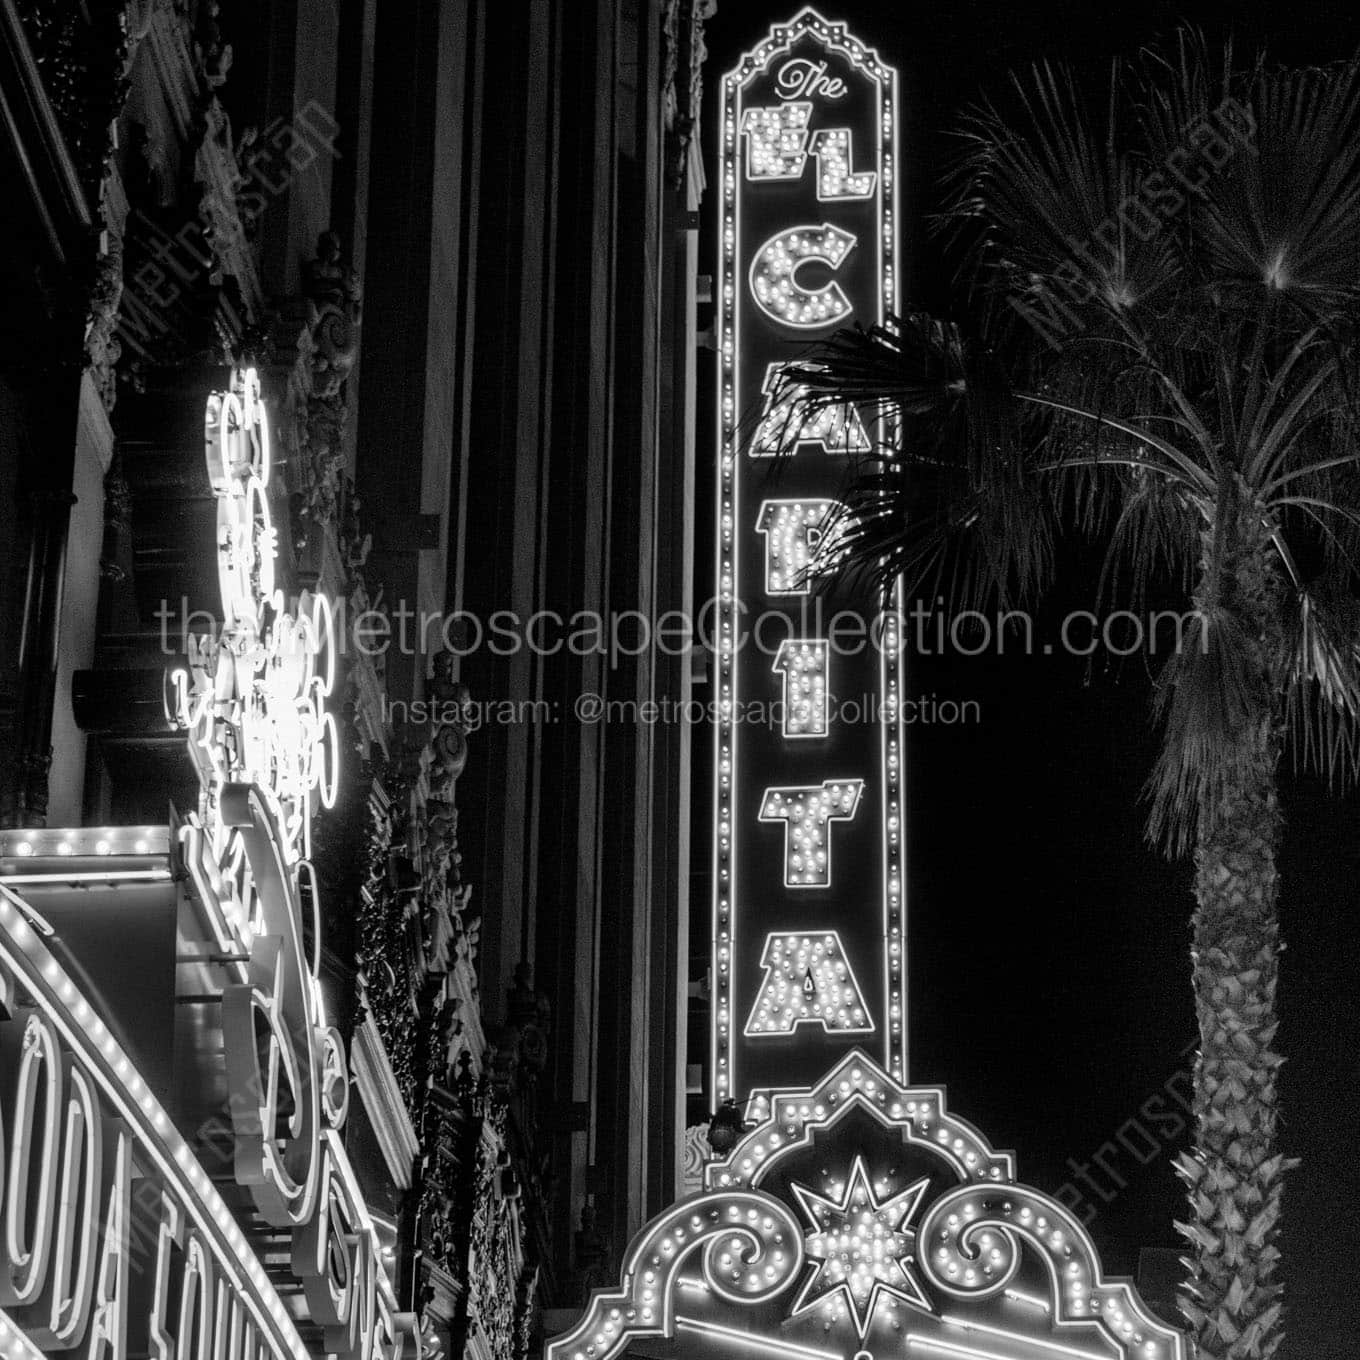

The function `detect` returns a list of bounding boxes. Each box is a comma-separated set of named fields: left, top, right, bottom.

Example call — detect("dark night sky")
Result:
left=699, top=1, right=1360, bottom=1350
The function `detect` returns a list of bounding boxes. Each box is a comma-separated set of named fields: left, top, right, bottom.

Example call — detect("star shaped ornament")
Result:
left=789, top=1156, right=933, bottom=1337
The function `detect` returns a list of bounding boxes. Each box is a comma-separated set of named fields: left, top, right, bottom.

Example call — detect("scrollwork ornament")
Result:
left=914, top=1185, right=1022, bottom=1299
left=547, top=1191, right=803, bottom=1360
left=916, top=1184, right=1183, bottom=1360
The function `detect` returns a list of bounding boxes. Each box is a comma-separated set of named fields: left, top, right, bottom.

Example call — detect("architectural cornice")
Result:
left=353, top=1010, right=422, bottom=1189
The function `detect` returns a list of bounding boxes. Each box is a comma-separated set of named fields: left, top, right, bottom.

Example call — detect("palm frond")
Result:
left=946, top=63, right=1182, bottom=334
left=1187, top=58, right=1360, bottom=310
left=774, top=314, right=1014, bottom=457
left=806, top=463, right=1054, bottom=612
left=766, top=33, right=1360, bottom=864
left=775, top=315, right=1051, bottom=607
left=1281, top=577, right=1360, bottom=785
left=1094, top=470, right=1203, bottom=614
left=1146, top=605, right=1272, bottom=854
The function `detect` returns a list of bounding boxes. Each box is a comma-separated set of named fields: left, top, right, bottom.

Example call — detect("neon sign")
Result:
left=546, top=1049, right=1185, bottom=1360
left=168, top=366, right=348, bottom=1233
left=0, top=367, right=406, bottom=1358
left=174, top=365, right=339, bottom=963
left=170, top=367, right=399, bottom=1353
left=713, top=7, right=904, bottom=1104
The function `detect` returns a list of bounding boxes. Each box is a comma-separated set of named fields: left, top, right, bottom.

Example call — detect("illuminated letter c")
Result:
left=749, top=223, right=856, bottom=329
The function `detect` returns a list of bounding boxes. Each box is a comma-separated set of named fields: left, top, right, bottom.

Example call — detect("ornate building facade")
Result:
left=0, top=1, right=713, bottom=1356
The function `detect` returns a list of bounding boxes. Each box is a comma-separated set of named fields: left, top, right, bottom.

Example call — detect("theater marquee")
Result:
left=712, top=6, right=905, bottom=1106
left=548, top=1051, right=1186, bottom=1360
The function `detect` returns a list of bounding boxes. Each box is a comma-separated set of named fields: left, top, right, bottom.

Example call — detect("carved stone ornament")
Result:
left=357, top=649, right=478, bottom=1125
left=286, top=230, right=364, bottom=533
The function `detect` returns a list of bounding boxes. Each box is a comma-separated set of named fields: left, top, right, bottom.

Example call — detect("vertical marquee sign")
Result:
left=549, top=15, right=1186, bottom=1360
left=713, top=10, right=904, bottom=1105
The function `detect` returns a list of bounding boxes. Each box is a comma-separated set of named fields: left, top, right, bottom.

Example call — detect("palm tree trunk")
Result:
left=1178, top=735, right=1288, bottom=1360
left=1177, top=491, right=1291, bottom=1360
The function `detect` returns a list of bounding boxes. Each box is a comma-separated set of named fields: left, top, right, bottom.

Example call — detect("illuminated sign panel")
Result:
left=713, top=9, right=904, bottom=1104
left=547, top=1050, right=1186, bottom=1360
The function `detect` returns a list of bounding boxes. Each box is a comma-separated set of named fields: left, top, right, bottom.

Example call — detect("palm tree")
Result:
left=773, top=37, right=1360, bottom=1360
